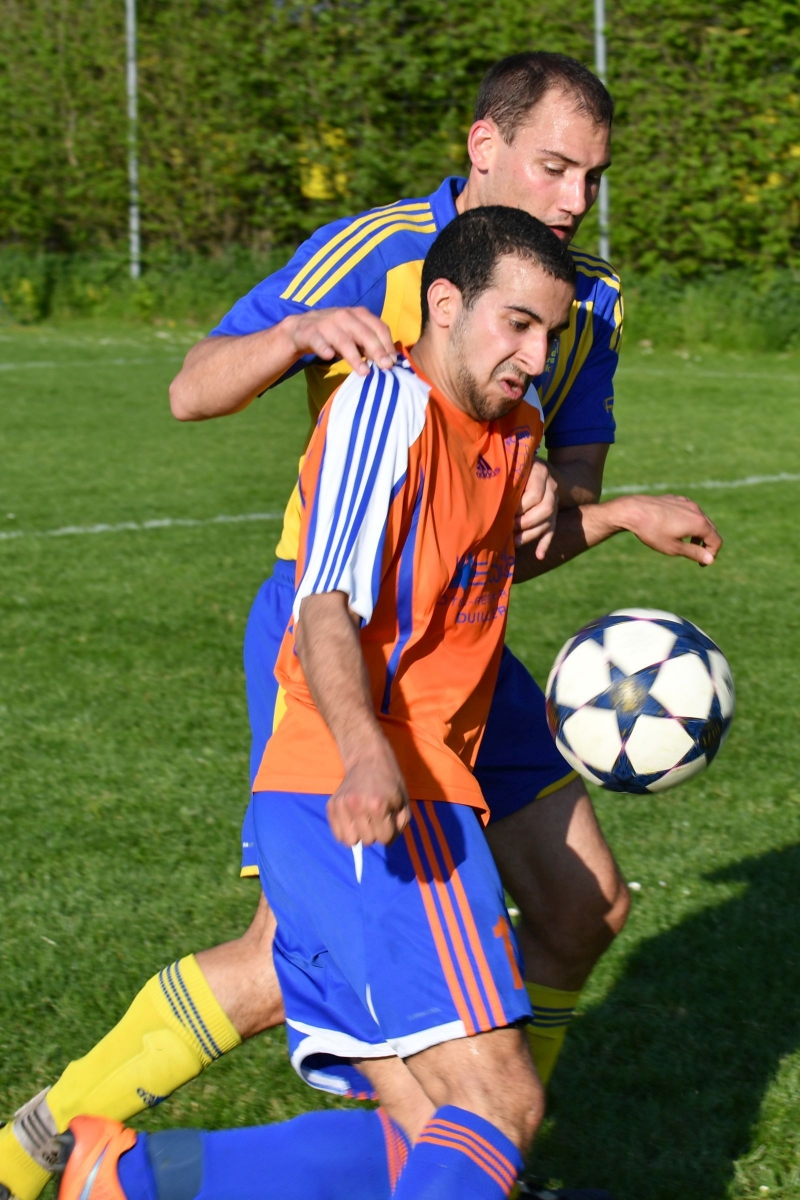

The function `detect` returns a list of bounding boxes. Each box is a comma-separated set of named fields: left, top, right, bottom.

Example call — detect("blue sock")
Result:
left=117, top=1109, right=410, bottom=1200
left=392, top=1106, right=523, bottom=1200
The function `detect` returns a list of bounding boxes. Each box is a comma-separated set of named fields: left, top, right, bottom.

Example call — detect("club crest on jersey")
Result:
left=476, top=453, right=500, bottom=479
left=504, top=426, right=534, bottom=485
left=538, top=338, right=560, bottom=386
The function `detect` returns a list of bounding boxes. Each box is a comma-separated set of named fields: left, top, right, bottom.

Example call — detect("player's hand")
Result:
left=289, top=307, right=397, bottom=377
left=514, top=458, right=558, bottom=557
left=327, top=743, right=411, bottom=847
left=622, top=494, right=722, bottom=566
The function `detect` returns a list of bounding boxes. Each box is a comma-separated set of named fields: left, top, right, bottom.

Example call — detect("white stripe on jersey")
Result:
left=294, top=359, right=429, bottom=625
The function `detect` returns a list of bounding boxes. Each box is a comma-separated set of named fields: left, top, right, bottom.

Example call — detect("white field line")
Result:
left=1, top=472, right=799, bottom=546
left=2, top=357, right=798, bottom=383
left=0, top=512, right=283, bottom=543
left=0, top=357, right=181, bottom=371
left=603, top=471, right=800, bottom=495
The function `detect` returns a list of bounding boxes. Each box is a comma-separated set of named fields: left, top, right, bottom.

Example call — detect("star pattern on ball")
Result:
left=545, top=609, right=734, bottom=795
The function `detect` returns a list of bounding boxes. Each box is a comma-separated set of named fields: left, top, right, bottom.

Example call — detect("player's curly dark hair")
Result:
left=475, top=52, right=614, bottom=142
left=420, top=206, right=576, bottom=330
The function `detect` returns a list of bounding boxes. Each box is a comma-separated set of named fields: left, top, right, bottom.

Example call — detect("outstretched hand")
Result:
left=290, top=306, right=397, bottom=376
left=624, top=493, right=722, bottom=565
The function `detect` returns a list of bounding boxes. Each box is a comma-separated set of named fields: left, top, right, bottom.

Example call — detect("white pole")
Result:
left=125, top=0, right=141, bottom=280
left=593, top=0, right=610, bottom=263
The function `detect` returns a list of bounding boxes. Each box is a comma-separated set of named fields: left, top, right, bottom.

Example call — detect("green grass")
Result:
left=1, top=326, right=799, bottom=1199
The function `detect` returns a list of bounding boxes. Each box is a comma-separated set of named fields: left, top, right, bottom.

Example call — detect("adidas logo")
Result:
left=476, top=454, right=500, bottom=479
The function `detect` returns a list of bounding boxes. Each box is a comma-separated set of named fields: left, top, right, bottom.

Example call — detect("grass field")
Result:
left=1, top=322, right=799, bottom=1200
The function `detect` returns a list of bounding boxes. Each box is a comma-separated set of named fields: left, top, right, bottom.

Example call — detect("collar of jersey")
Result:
left=399, top=342, right=491, bottom=440
left=429, top=176, right=467, bottom=229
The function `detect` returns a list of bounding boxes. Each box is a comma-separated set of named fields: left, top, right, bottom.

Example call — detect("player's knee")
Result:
left=606, top=875, right=631, bottom=939
left=523, top=869, right=629, bottom=973
left=432, top=1032, right=544, bottom=1151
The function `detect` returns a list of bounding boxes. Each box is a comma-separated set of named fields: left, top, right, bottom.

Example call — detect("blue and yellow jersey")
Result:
left=212, top=176, right=623, bottom=560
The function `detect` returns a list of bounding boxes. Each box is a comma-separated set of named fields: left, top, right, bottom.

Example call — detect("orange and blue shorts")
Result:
left=251, top=788, right=532, bottom=1097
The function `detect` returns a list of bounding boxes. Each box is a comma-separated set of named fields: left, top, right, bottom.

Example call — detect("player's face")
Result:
left=467, top=89, right=611, bottom=243
left=450, top=255, right=573, bottom=422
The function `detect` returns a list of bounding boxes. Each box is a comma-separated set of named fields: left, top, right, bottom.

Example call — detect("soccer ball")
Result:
left=545, top=608, right=734, bottom=794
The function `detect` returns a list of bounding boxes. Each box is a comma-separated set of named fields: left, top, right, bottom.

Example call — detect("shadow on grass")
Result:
left=530, top=844, right=800, bottom=1200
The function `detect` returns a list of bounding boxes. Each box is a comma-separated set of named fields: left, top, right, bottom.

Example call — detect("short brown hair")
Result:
left=474, top=52, right=614, bottom=143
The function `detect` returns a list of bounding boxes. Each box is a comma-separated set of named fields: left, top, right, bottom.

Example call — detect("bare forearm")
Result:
left=169, top=323, right=300, bottom=421
left=296, top=591, right=409, bottom=845
left=515, top=499, right=624, bottom=582
left=169, top=305, right=398, bottom=422
left=546, top=444, right=610, bottom=508
left=514, top=492, right=721, bottom=583
left=295, top=592, right=384, bottom=765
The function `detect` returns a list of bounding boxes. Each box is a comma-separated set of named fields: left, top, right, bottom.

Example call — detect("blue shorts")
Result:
left=240, top=562, right=576, bottom=874
left=252, top=789, right=531, bottom=1096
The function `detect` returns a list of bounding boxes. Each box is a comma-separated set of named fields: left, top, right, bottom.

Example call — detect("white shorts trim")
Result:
left=287, top=1015, right=470, bottom=1094
left=388, top=1019, right=467, bottom=1058
left=287, top=1019, right=395, bottom=1093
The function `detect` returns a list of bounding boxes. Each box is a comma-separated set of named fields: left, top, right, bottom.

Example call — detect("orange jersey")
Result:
left=255, top=348, right=543, bottom=815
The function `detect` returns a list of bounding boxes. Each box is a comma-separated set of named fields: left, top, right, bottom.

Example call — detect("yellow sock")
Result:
left=526, top=981, right=581, bottom=1087
left=1, top=957, right=240, bottom=1199
left=0, top=1123, right=51, bottom=1200
left=47, top=955, right=241, bottom=1131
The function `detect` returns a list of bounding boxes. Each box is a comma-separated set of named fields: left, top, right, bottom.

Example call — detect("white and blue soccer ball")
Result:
left=545, top=608, right=734, bottom=794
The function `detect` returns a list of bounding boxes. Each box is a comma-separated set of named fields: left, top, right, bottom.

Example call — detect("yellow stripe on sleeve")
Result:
left=544, top=300, right=595, bottom=430
left=281, top=202, right=433, bottom=302
left=293, top=208, right=433, bottom=305
left=305, top=220, right=437, bottom=307
left=574, top=262, right=621, bottom=290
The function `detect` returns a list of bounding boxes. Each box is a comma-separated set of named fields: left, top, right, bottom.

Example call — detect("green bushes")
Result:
left=623, top=270, right=800, bottom=353
left=3, top=244, right=799, bottom=356
left=1, top=0, right=798, bottom=275
left=0, top=246, right=280, bottom=326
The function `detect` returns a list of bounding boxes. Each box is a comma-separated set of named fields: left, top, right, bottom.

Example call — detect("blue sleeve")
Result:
left=208, top=214, right=389, bottom=381
left=544, top=278, right=623, bottom=450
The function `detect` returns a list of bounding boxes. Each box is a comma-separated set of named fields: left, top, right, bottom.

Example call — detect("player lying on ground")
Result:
left=0, top=53, right=721, bottom=1200
left=56, top=200, right=591, bottom=1200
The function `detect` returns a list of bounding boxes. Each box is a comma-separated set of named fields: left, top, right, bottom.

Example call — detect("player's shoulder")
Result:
left=569, top=244, right=621, bottom=297
left=329, top=352, right=431, bottom=438
left=279, top=195, right=439, bottom=309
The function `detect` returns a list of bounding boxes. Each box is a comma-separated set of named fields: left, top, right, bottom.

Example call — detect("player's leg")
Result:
left=194, top=891, right=283, bottom=1038
left=53, top=793, right=544, bottom=1200
left=256, top=788, right=539, bottom=1199
left=476, top=647, right=630, bottom=1087
left=488, top=776, right=629, bottom=989
left=0, top=570, right=294, bottom=1200
left=56, top=1104, right=411, bottom=1200
left=487, top=777, right=629, bottom=1086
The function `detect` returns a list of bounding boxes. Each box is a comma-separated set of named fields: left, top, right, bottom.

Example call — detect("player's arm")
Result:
left=513, top=443, right=609, bottom=558
left=517, top=270, right=623, bottom=549
left=514, top=493, right=722, bottom=584
left=290, top=364, right=419, bottom=847
left=169, top=307, right=397, bottom=421
left=295, top=591, right=409, bottom=848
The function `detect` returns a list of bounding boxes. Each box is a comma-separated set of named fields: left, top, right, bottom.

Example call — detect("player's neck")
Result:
left=409, top=337, right=479, bottom=424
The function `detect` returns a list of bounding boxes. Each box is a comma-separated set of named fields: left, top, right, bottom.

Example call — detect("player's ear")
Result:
left=425, top=279, right=459, bottom=330
left=467, top=118, right=500, bottom=173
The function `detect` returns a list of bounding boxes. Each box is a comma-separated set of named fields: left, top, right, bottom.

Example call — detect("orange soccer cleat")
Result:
left=56, top=1116, right=136, bottom=1200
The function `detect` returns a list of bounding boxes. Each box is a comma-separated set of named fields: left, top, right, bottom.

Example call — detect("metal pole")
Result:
left=125, top=0, right=141, bottom=279
left=593, top=0, right=610, bottom=262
